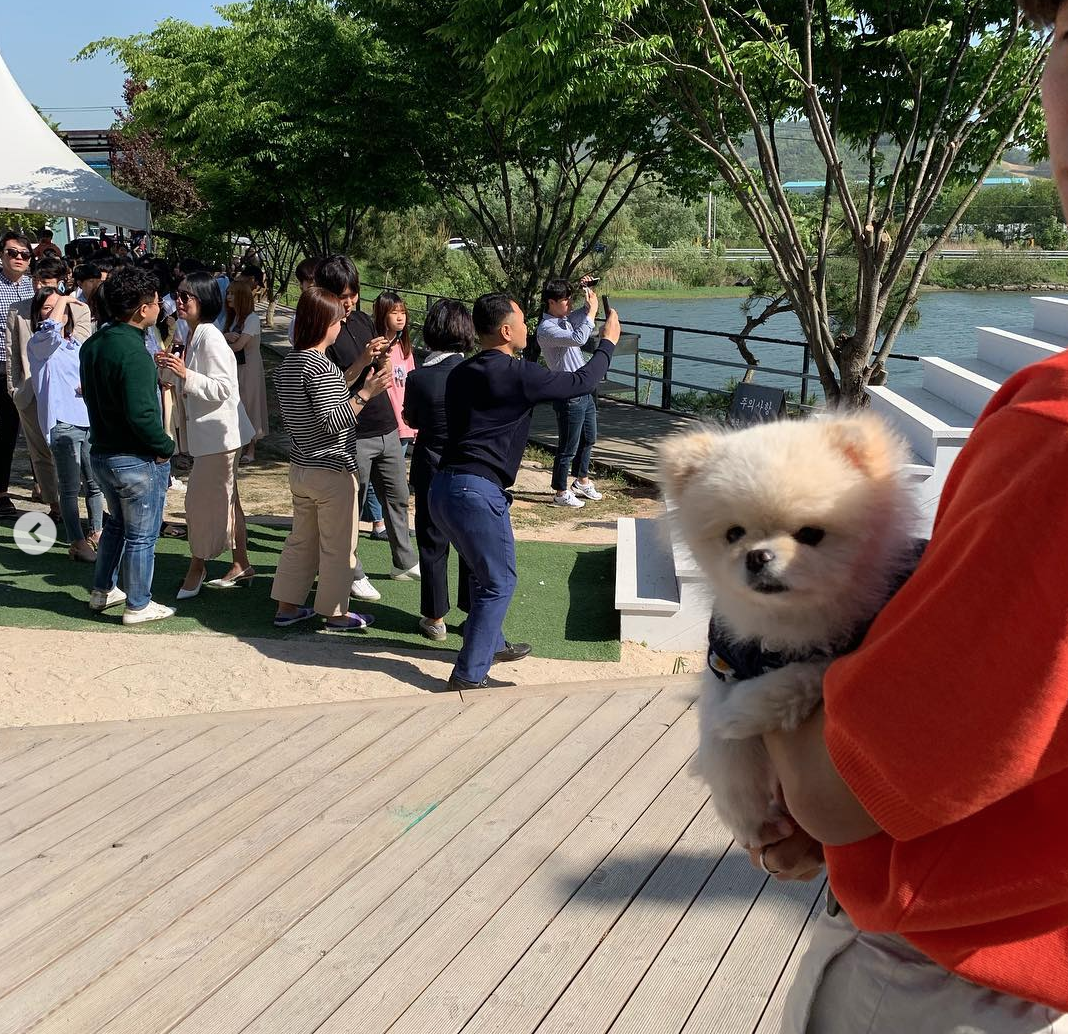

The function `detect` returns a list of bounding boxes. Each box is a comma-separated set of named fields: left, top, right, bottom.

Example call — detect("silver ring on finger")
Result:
left=759, top=846, right=780, bottom=876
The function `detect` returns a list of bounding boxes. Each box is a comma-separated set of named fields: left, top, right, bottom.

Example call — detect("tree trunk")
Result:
left=265, top=293, right=278, bottom=328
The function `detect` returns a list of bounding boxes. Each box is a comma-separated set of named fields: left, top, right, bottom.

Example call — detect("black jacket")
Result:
left=403, top=352, right=465, bottom=492
left=440, top=339, right=616, bottom=490
left=324, top=309, right=397, bottom=439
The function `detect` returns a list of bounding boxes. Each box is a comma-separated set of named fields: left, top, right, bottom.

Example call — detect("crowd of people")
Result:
left=0, top=232, right=616, bottom=687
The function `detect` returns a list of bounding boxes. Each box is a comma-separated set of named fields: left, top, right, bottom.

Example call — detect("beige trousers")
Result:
left=271, top=463, right=359, bottom=618
left=783, top=900, right=1067, bottom=1034
left=185, top=449, right=241, bottom=560
left=13, top=392, right=59, bottom=506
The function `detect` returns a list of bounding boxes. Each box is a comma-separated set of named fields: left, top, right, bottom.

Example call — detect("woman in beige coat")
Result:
left=156, top=272, right=256, bottom=598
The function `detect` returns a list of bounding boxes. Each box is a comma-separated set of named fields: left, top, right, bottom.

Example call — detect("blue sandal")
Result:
left=273, top=606, right=316, bottom=628
left=323, top=612, right=375, bottom=632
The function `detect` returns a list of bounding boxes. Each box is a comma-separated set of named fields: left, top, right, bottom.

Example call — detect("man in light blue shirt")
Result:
left=535, top=275, right=603, bottom=507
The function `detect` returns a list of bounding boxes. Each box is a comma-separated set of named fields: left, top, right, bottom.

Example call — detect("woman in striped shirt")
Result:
left=271, top=287, right=391, bottom=631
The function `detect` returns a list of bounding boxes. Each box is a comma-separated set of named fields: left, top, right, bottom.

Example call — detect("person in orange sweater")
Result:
left=759, top=3, right=1068, bottom=1029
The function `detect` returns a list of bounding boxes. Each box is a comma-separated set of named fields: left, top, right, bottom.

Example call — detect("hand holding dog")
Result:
left=748, top=827, right=825, bottom=882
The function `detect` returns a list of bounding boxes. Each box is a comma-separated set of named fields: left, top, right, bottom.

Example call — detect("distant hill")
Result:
left=737, top=126, right=1051, bottom=183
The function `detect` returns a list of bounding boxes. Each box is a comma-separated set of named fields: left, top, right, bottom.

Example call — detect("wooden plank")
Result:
left=0, top=728, right=154, bottom=821
left=388, top=706, right=705, bottom=1034
left=46, top=696, right=552, bottom=1034
left=453, top=764, right=712, bottom=1034
left=526, top=797, right=729, bottom=1034
left=178, top=689, right=645, bottom=1034
left=0, top=705, right=421, bottom=1016
left=0, top=674, right=702, bottom=739
left=0, top=717, right=275, bottom=917
left=680, top=876, right=825, bottom=1034
left=608, top=848, right=768, bottom=1034
left=751, top=881, right=827, bottom=1034
left=0, top=722, right=264, bottom=879
left=0, top=714, right=326, bottom=946
left=0, top=734, right=102, bottom=786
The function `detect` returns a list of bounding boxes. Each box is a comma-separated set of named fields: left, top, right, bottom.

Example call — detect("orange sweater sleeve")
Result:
left=824, top=406, right=1068, bottom=843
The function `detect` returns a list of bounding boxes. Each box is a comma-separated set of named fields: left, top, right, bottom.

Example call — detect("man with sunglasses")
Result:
left=0, top=232, right=34, bottom=518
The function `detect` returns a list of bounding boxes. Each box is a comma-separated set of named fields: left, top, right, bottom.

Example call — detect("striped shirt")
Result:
left=0, top=272, right=33, bottom=364
left=274, top=348, right=362, bottom=471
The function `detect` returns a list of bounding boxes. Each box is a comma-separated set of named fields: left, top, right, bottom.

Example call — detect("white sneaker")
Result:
left=571, top=480, right=602, bottom=501
left=122, top=601, right=176, bottom=625
left=391, top=564, right=421, bottom=581
left=552, top=490, right=585, bottom=508
left=350, top=576, right=382, bottom=601
left=89, top=586, right=127, bottom=612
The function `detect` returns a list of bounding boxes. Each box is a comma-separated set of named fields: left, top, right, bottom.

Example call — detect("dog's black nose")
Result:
left=746, top=549, right=775, bottom=573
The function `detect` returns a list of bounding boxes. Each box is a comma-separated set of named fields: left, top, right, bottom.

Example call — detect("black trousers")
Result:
left=0, top=363, right=20, bottom=495
left=413, top=465, right=470, bottom=620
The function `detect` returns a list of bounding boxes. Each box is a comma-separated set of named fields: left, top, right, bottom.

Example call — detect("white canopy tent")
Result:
left=0, top=51, right=150, bottom=230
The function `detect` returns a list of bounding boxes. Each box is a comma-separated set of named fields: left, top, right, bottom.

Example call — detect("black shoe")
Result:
left=0, top=496, right=16, bottom=519
left=493, top=641, right=532, bottom=664
left=446, top=675, right=489, bottom=692
left=368, top=528, right=389, bottom=542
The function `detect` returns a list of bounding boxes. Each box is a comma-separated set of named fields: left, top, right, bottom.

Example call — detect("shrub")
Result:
left=662, top=240, right=728, bottom=288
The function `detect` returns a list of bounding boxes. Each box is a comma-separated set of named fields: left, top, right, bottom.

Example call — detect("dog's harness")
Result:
left=706, top=621, right=845, bottom=682
left=706, top=538, right=929, bottom=683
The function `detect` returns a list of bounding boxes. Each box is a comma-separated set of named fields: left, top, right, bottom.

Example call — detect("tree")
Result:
left=466, top=2, right=1051, bottom=406
left=355, top=0, right=710, bottom=315
left=109, top=79, right=203, bottom=219
left=84, top=0, right=427, bottom=257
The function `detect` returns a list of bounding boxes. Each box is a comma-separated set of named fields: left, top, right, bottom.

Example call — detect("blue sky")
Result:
left=2, top=1, right=224, bottom=130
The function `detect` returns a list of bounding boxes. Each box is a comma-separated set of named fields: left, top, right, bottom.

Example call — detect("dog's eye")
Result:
left=793, top=526, right=825, bottom=546
left=725, top=526, right=746, bottom=544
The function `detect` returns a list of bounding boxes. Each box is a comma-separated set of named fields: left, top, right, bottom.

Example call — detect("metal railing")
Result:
left=362, top=283, right=921, bottom=416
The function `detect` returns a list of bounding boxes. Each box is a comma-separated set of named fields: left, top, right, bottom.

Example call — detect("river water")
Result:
left=609, top=290, right=1068, bottom=401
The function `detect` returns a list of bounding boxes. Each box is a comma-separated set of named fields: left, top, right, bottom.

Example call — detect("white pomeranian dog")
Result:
left=659, top=413, right=922, bottom=849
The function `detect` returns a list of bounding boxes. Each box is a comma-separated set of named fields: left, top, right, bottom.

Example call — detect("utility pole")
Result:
left=706, top=189, right=712, bottom=248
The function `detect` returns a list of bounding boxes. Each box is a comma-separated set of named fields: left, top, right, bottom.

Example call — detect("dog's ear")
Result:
left=822, top=414, right=903, bottom=480
left=659, top=430, right=718, bottom=496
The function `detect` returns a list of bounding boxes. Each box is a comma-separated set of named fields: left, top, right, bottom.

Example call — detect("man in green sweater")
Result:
left=80, top=266, right=176, bottom=624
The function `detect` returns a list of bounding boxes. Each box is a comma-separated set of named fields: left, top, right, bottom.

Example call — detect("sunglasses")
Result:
left=4, top=248, right=31, bottom=261
left=177, top=290, right=194, bottom=303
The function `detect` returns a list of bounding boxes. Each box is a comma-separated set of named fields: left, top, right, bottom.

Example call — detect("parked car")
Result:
left=446, top=237, right=468, bottom=250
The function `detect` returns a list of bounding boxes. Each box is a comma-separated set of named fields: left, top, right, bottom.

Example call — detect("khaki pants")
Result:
left=271, top=463, right=359, bottom=618
left=185, top=449, right=241, bottom=560
left=13, top=391, right=59, bottom=507
left=783, top=899, right=1068, bottom=1034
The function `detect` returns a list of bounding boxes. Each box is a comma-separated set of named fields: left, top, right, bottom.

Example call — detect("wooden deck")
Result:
left=0, top=677, right=823, bottom=1034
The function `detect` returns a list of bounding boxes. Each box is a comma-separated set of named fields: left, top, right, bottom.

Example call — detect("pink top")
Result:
left=387, top=342, right=417, bottom=439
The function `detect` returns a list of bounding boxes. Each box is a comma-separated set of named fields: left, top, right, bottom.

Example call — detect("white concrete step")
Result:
left=1031, top=295, right=1068, bottom=337
left=616, top=516, right=713, bottom=652
left=866, top=384, right=972, bottom=465
left=903, top=457, right=935, bottom=482
left=615, top=517, right=678, bottom=617
left=976, top=326, right=1066, bottom=374
left=920, top=356, right=1001, bottom=418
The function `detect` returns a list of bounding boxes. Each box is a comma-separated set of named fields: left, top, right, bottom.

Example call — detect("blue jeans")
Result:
left=551, top=394, right=597, bottom=491
left=91, top=453, right=170, bottom=611
left=50, top=422, right=103, bottom=543
left=361, top=437, right=413, bottom=523
left=429, top=470, right=515, bottom=683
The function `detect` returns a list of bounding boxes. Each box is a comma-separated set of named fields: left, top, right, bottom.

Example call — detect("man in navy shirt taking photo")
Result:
left=430, top=292, right=620, bottom=692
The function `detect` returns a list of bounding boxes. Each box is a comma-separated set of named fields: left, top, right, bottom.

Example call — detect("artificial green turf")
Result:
left=0, top=523, right=620, bottom=662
